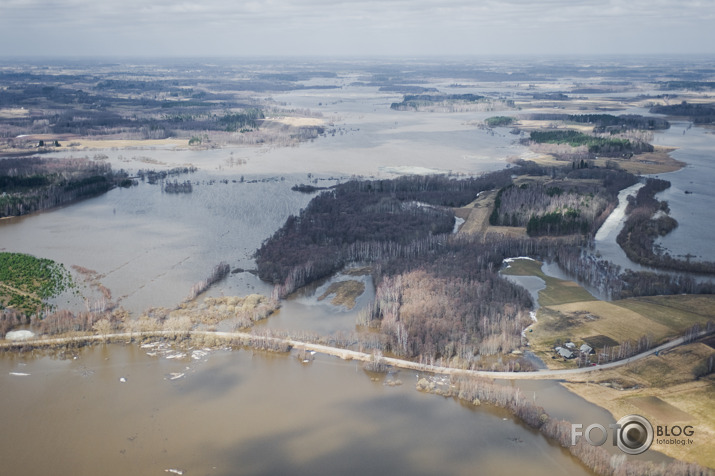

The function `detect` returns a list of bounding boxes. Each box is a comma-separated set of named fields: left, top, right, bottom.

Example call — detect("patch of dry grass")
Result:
left=547, top=300, right=673, bottom=343
left=317, top=280, right=365, bottom=309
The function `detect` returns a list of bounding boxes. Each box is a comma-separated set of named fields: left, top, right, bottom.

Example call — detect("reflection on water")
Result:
left=0, top=345, right=597, bottom=476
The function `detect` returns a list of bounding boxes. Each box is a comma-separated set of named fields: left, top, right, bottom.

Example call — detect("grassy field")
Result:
left=614, top=295, right=715, bottom=331
left=562, top=340, right=715, bottom=468
left=317, top=280, right=365, bottom=309
left=65, top=138, right=187, bottom=150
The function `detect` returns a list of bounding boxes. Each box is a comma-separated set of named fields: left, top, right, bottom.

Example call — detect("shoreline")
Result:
left=2, top=327, right=710, bottom=381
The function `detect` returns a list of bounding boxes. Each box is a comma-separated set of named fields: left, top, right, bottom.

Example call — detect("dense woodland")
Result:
left=522, top=113, right=669, bottom=132
left=0, top=157, right=132, bottom=217
left=529, top=130, right=654, bottom=156
left=489, top=168, right=638, bottom=237
left=256, top=170, right=516, bottom=291
left=650, top=101, right=715, bottom=124
left=390, top=94, right=484, bottom=111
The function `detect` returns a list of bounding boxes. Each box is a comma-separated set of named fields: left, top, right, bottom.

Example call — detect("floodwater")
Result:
left=0, top=173, right=314, bottom=314
left=1, top=345, right=595, bottom=476
left=45, top=84, right=526, bottom=177
left=650, top=122, right=715, bottom=262
left=258, top=270, right=376, bottom=334
left=594, top=119, right=715, bottom=269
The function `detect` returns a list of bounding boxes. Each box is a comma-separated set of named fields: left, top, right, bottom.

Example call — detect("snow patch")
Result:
left=5, top=330, right=35, bottom=341
left=503, top=257, right=536, bottom=264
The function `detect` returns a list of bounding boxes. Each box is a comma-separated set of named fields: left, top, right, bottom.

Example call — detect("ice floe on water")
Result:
left=191, top=349, right=210, bottom=360
left=140, top=341, right=215, bottom=363
left=9, top=372, right=30, bottom=376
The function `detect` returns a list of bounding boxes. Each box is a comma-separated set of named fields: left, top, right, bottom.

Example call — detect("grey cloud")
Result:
left=1, top=0, right=713, bottom=56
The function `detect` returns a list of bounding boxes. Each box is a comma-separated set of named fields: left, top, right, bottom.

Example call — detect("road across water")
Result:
left=3, top=328, right=709, bottom=381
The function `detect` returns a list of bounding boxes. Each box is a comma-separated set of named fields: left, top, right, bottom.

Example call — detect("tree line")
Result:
left=390, top=93, right=485, bottom=110
left=529, top=130, right=654, bottom=156
left=650, top=101, right=715, bottom=124
left=522, top=113, right=669, bottom=131
left=0, top=157, right=133, bottom=218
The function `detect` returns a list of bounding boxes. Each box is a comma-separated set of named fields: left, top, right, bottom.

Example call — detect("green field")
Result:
left=0, top=252, right=73, bottom=315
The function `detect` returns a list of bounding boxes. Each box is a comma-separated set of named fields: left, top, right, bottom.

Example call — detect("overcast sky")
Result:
left=1, top=0, right=713, bottom=58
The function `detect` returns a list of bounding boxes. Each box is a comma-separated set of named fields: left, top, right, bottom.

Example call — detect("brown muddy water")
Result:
left=1, top=344, right=597, bottom=476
